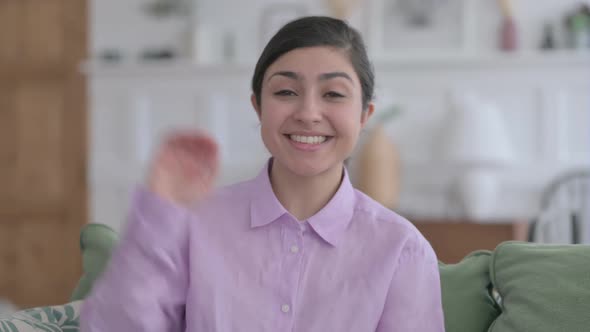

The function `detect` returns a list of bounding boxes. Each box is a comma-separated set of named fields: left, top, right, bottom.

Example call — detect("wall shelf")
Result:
left=82, top=51, right=590, bottom=77
left=372, top=51, right=590, bottom=69
left=81, top=60, right=255, bottom=77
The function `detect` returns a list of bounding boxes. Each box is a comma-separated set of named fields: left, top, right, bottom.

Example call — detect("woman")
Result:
left=81, top=16, right=445, bottom=331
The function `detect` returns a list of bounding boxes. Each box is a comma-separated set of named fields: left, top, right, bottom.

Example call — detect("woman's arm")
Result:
left=80, top=188, right=190, bottom=331
left=376, top=235, right=445, bottom=331
left=81, top=132, right=219, bottom=331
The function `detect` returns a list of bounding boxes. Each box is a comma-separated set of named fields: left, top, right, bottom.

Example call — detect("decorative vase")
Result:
left=497, top=0, right=518, bottom=51
left=499, top=17, right=518, bottom=51
left=324, top=0, right=361, bottom=19
left=355, top=124, right=400, bottom=209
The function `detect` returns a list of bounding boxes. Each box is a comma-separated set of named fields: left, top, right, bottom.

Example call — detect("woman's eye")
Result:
left=274, top=90, right=297, bottom=96
left=324, top=91, right=345, bottom=98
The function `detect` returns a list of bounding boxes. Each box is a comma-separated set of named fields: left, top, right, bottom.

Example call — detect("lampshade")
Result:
left=441, top=94, right=517, bottom=167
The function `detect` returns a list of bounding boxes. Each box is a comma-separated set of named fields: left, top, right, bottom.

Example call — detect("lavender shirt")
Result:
left=81, top=162, right=445, bottom=331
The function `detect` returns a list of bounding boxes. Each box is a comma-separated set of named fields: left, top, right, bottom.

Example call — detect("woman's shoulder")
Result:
left=352, top=188, right=414, bottom=229
left=351, top=189, right=431, bottom=254
left=195, top=178, right=256, bottom=209
left=187, top=178, right=259, bottom=231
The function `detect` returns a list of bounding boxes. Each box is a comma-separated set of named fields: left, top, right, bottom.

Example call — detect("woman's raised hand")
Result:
left=148, top=131, right=219, bottom=206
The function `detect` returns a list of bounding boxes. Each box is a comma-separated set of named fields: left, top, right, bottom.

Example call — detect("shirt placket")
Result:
left=277, top=219, right=305, bottom=331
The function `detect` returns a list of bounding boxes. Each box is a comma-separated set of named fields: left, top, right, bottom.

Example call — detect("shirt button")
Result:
left=281, top=304, right=291, bottom=313
left=290, top=245, right=299, bottom=253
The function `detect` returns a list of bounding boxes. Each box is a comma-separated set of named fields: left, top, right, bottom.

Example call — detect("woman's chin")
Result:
left=282, top=158, right=341, bottom=179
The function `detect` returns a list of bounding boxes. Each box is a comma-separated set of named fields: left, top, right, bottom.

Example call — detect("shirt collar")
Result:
left=250, top=160, right=288, bottom=228
left=306, top=167, right=355, bottom=247
left=249, top=159, right=356, bottom=247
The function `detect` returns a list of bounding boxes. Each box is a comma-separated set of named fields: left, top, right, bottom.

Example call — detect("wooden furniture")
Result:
left=0, top=1, right=87, bottom=307
left=412, top=219, right=529, bottom=264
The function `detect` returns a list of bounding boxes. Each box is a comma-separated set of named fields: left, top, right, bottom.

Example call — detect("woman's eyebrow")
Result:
left=267, top=71, right=299, bottom=82
left=318, top=72, right=352, bottom=82
left=267, top=71, right=353, bottom=83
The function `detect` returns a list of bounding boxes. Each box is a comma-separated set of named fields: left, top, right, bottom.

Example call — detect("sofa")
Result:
left=2, top=223, right=589, bottom=332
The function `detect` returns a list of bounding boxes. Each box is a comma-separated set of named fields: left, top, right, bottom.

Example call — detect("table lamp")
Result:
left=441, top=94, right=517, bottom=220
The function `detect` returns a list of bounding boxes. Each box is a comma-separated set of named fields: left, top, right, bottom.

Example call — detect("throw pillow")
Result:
left=0, top=301, right=81, bottom=332
left=488, top=241, right=590, bottom=332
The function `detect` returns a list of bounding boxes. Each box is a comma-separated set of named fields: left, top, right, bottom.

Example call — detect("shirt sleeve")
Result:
left=81, top=187, right=190, bottom=332
left=376, top=234, right=445, bottom=332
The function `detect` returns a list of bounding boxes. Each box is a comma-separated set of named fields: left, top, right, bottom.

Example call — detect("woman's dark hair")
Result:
left=251, top=16, right=375, bottom=110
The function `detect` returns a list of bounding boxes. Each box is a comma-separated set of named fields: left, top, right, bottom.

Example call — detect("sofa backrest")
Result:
left=439, top=250, right=500, bottom=332
left=70, top=224, right=118, bottom=301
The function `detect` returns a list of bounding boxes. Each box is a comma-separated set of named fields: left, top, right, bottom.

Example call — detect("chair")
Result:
left=528, top=169, right=590, bottom=244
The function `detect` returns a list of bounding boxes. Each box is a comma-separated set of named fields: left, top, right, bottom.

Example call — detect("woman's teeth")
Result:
left=289, top=135, right=327, bottom=144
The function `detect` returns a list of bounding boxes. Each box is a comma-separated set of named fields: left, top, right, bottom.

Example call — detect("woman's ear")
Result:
left=251, top=94, right=261, bottom=119
left=360, top=102, right=375, bottom=129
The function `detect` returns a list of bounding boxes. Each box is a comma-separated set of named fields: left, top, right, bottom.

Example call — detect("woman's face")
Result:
left=252, top=46, right=374, bottom=178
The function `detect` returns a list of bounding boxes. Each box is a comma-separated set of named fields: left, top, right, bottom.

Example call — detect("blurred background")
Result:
left=0, top=0, right=589, bottom=311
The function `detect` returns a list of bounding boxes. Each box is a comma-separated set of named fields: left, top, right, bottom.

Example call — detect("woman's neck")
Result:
left=269, top=159, right=344, bottom=221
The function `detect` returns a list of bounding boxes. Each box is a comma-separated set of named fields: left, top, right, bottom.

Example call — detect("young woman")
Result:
left=81, top=16, right=445, bottom=331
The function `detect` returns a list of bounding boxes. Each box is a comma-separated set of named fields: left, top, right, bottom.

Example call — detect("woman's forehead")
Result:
left=264, top=47, right=358, bottom=83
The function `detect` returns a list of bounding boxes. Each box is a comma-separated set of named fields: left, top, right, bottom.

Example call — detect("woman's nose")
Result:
left=293, top=96, right=322, bottom=124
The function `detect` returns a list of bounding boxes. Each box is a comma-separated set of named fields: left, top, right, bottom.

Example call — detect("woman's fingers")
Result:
left=147, top=130, right=219, bottom=205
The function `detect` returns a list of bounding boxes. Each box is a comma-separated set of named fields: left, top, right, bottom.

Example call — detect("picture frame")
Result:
left=259, top=4, right=308, bottom=52
left=364, top=0, right=475, bottom=59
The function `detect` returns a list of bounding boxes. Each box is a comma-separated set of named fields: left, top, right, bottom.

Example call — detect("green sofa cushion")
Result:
left=70, top=224, right=118, bottom=301
left=439, top=250, right=500, bottom=332
left=489, top=241, right=590, bottom=332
